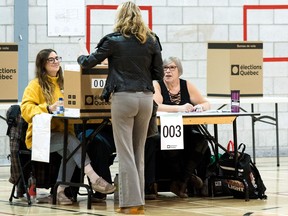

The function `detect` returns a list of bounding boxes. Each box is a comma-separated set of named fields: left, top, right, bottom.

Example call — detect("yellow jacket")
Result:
left=21, top=76, right=75, bottom=149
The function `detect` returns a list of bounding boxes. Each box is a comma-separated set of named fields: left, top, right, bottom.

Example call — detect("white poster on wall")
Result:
left=48, top=0, right=85, bottom=36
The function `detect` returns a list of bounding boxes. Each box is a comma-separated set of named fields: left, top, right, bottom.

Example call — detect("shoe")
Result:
left=37, top=195, right=52, bottom=204
left=170, top=181, right=188, bottom=198
left=64, top=187, right=78, bottom=202
left=145, top=183, right=157, bottom=200
left=145, top=193, right=156, bottom=200
left=190, top=174, right=203, bottom=189
left=92, top=177, right=116, bottom=194
left=200, top=181, right=209, bottom=197
left=93, top=192, right=107, bottom=200
left=57, top=191, right=73, bottom=205
left=91, top=192, right=107, bottom=203
left=116, top=206, right=145, bottom=214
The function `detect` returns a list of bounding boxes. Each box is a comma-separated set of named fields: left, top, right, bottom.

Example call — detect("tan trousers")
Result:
left=111, top=91, right=153, bottom=207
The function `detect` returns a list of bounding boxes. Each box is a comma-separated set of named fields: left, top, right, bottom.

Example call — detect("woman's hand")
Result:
left=179, top=103, right=194, bottom=112
left=178, top=103, right=204, bottom=112
left=193, top=104, right=204, bottom=112
left=48, top=101, right=58, bottom=113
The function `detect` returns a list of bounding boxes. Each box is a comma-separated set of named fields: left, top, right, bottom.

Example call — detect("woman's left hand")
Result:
left=48, top=101, right=58, bottom=113
left=193, top=104, right=203, bottom=112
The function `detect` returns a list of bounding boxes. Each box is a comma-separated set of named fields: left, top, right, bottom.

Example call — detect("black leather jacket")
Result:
left=77, top=32, right=164, bottom=101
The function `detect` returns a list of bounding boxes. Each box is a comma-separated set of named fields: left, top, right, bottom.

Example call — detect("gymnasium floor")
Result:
left=0, top=157, right=287, bottom=216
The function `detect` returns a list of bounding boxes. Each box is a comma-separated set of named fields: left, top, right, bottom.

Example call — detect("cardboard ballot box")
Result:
left=0, top=43, right=18, bottom=102
left=64, top=64, right=111, bottom=117
left=207, top=41, right=263, bottom=97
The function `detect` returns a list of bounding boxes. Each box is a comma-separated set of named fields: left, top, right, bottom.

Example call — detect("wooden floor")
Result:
left=0, top=157, right=287, bottom=216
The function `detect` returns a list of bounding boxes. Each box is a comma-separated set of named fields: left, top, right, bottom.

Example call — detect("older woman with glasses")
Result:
left=145, top=56, right=211, bottom=199
left=21, top=48, right=115, bottom=205
left=154, top=56, right=210, bottom=113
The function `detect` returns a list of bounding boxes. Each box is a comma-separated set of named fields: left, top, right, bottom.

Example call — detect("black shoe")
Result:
left=145, top=193, right=157, bottom=200
left=170, top=181, right=188, bottom=198
left=91, top=192, right=107, bottom=203
left=190, top=174, right=203, bottom=189
left=145, top=183, right=157, bottom=200
left=64, top=187, right=78, bottom=202
left=93, top=192, right=106, bottom=200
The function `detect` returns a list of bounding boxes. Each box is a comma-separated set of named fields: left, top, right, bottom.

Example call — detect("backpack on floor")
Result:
left=218, top=142, right=267, bottom=200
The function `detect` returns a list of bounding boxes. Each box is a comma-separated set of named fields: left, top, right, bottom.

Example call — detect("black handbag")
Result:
left=219, top=142, right=267, bottom=199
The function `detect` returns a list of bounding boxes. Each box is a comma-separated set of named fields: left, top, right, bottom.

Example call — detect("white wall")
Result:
left=0, top=0, right=287, bottom=165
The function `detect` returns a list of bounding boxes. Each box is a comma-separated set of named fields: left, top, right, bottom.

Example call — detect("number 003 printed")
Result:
left=160, top=114, right=184, bottom=150
left=91, top=78, right=106, bottom=88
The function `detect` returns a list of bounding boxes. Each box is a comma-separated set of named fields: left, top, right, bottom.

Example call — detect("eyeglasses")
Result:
left=47, top=56, right=62, bottom=64
left=163, top=65, right=177, bottom=71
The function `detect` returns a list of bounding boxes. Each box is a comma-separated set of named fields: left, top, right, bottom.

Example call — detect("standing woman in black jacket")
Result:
left=77, top=1, right=163, bottom=214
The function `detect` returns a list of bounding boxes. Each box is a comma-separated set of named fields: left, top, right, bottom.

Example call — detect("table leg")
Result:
left=233, top=119, right=238, bottom=177
left=81, top=120, right=87, bottom=182
left=52, top=118, right=93, bottom=208
left=251, top=103, right=280, bottom=166
left=52, top=119, right=68, bottom=205
left=251, top=104, right=256, bottom=164
left=63, top=119, right=68, bottom=181
left=233, top=117, right=249, bottom=201
left=213, top=124, right=219, bottom=166
left=275, top=103, right=280, bottom=167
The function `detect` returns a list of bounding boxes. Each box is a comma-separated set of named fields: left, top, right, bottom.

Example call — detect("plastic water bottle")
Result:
left=114, top=174, right=119, bottom=202
left=57, top=97, right=64, bottom=116
left=28, top=172, right=37, bottom=203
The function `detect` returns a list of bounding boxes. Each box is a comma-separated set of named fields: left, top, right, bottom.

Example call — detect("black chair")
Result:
left=5, top=105, right=116, bottom=206
left=6, top=105, right=61, bottom=205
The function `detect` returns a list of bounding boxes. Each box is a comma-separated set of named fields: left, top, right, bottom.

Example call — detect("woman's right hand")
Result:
left=179, top=103, right=193, bottom=112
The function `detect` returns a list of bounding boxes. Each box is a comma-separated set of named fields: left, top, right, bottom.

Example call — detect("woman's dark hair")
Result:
left=35, top=48, right=64, bottom=104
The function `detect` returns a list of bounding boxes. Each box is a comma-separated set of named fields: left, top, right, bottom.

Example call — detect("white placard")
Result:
left=91, top=78, right=107, bottom=89
left=48, top=0, right=85, bottom=36
left=160, top=114, right=184, bottom=150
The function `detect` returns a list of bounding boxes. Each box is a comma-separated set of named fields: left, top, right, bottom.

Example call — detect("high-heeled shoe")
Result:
left=116, top=205, right=145, bottom=214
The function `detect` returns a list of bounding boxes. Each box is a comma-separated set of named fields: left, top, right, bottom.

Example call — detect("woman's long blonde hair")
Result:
left=114, top=1, right=155, bottom=44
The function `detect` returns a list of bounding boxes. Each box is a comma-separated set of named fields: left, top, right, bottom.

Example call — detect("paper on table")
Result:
left=32, top=113, right=52, bottom=163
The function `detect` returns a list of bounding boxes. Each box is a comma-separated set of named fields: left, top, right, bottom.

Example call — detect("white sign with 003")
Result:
left=160, top=114, right=184, bottom=150
left=91, top=78, right=107, bottom=89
